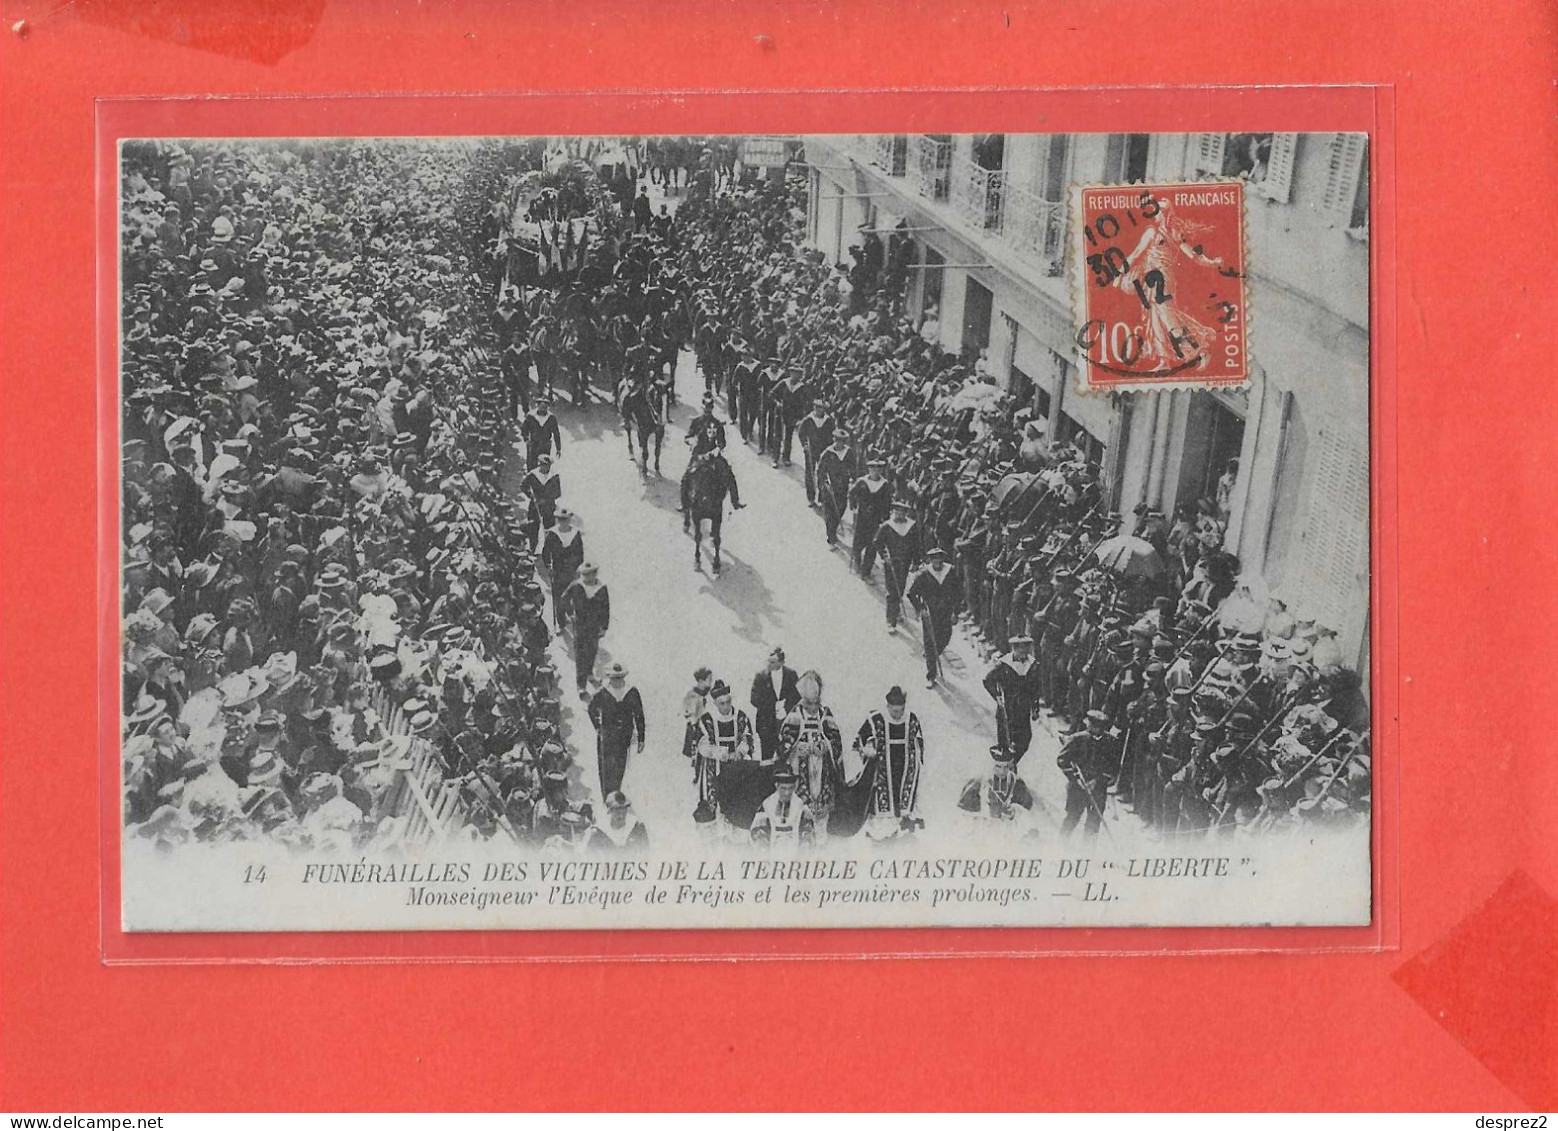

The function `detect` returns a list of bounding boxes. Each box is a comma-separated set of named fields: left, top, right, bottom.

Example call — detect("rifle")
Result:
left=1251, top=725, right=1352, bottom=830
left=1039, top=502, right=1103, bottom=569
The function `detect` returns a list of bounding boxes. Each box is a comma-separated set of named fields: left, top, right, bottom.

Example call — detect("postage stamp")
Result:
left=1072, top=181, right=1248, bottom=393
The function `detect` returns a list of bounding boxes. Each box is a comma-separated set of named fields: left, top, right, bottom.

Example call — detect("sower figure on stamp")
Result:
left=907, top=546, right=961, bottom=688
left=983, top=633, right=1044, bottom=764
left=557, top=561, right=610, bottom=700
left=852, top=685, right=925, bottom=839
left=587, top=662, right=644, bottom=799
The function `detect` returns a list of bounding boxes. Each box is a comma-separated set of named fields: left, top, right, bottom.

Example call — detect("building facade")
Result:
left=803, top=132, right=1371, bottom=669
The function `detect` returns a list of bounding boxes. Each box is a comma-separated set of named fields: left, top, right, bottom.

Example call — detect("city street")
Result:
left=521, top=352, right=1104, bottom=850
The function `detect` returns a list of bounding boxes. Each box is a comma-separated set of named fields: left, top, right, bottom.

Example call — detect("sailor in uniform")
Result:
left=874, top=498, right=923, bottom=634
left=588, top=791, right=649, bottom=853
left=749, top=768, right=815, bottom=855
left=521, top=452, right=562, bottom=534
left=852, top=685, right=926, bottom=838
left=540, top=507, right=584, bottom=629
left=907, top=546, right=961, bottom=687
left=982, top=634, right=1044, bottom=764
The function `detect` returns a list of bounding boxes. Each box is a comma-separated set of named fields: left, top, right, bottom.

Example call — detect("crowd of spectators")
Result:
left=119, top=139, right=619, bottom=852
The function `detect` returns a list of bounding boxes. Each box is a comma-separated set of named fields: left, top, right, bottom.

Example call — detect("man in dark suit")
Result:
left=749, top=645, right=800, bottom=764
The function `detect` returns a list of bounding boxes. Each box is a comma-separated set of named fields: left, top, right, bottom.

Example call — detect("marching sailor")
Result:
left=907, top=546, right=961, bottom=688
left=520, top=395, right=562, bottom=470
left=982, top=634, right=1044, bottom=764
left=589, top=791, right=649, bottom=853
left=874, top=498, right=923, bottom=634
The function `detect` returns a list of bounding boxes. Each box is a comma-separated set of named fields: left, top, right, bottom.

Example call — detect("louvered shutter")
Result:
left=1262, top=133, right=1299, bottom=203
left=1322, top=134, right=1367, bottom=219
left=1193, top=132, right=1227, bottom=176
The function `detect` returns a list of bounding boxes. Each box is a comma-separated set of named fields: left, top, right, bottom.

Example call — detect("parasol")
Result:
left=1093, top=533, right=1165, bottom=579
left=944, top=381, right=1003, bottom=414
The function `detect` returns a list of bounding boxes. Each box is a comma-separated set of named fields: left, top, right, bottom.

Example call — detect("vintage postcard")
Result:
left=116, top=130, right=1372, bottom=931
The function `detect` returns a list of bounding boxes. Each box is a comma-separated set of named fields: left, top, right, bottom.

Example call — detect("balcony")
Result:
left=910, top=135, right=952, bottom=201
left=1005, top=182, right=1067, bottom=269
left=873, top=134, right=908, bottom=176
left=951, top=156, right=1007, bottom=233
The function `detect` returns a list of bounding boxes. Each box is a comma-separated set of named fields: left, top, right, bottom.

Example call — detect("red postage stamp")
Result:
left=1072, top=181, right=1248, bottom=392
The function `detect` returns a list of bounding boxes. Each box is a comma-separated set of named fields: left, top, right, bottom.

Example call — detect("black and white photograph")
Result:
left=116, top=131, right=1373, bottom=930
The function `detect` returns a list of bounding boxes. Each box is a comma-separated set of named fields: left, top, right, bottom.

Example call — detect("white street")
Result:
left=513, top=350, right=1129, bottom=854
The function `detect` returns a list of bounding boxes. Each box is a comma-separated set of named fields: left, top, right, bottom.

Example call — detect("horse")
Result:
left=619, top=378, right=668, bottom=474
left=682, top=452, right=738, bottom=575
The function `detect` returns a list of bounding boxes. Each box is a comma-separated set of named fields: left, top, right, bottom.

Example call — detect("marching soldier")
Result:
left=1119, top=661, right=1169, bottom=810
left=1057, top=709, right=1118, bottom=840
left=1036, top=571, right=1080, bottom=715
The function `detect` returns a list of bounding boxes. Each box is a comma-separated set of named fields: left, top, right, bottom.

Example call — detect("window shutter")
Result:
left=1193, top=132, right=1227, bottom=176
left=1322, top=133, right=1367, bottom=219
left=1262, top=133, right=1299, bottom=203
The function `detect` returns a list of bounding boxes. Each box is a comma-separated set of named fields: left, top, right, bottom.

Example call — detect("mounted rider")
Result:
left=681, top=392, right=744, bottom=522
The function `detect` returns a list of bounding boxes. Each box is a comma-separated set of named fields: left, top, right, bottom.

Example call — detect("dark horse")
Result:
left=682, top=452, right=740, bottom=574
left=620, top=378, right=669, bottom=474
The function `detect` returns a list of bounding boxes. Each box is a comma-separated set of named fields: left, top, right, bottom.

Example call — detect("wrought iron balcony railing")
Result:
left=951, top=156, right=1007, bottom=232
left=1005, top=182, right=1067, bottom=268
left=873, top=134, right=909, bottom=176
left=910, top=135, right=952, bottom=201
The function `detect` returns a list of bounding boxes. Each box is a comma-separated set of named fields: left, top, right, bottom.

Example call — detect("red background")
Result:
left=2, top=0, right=1554, bottom=1111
